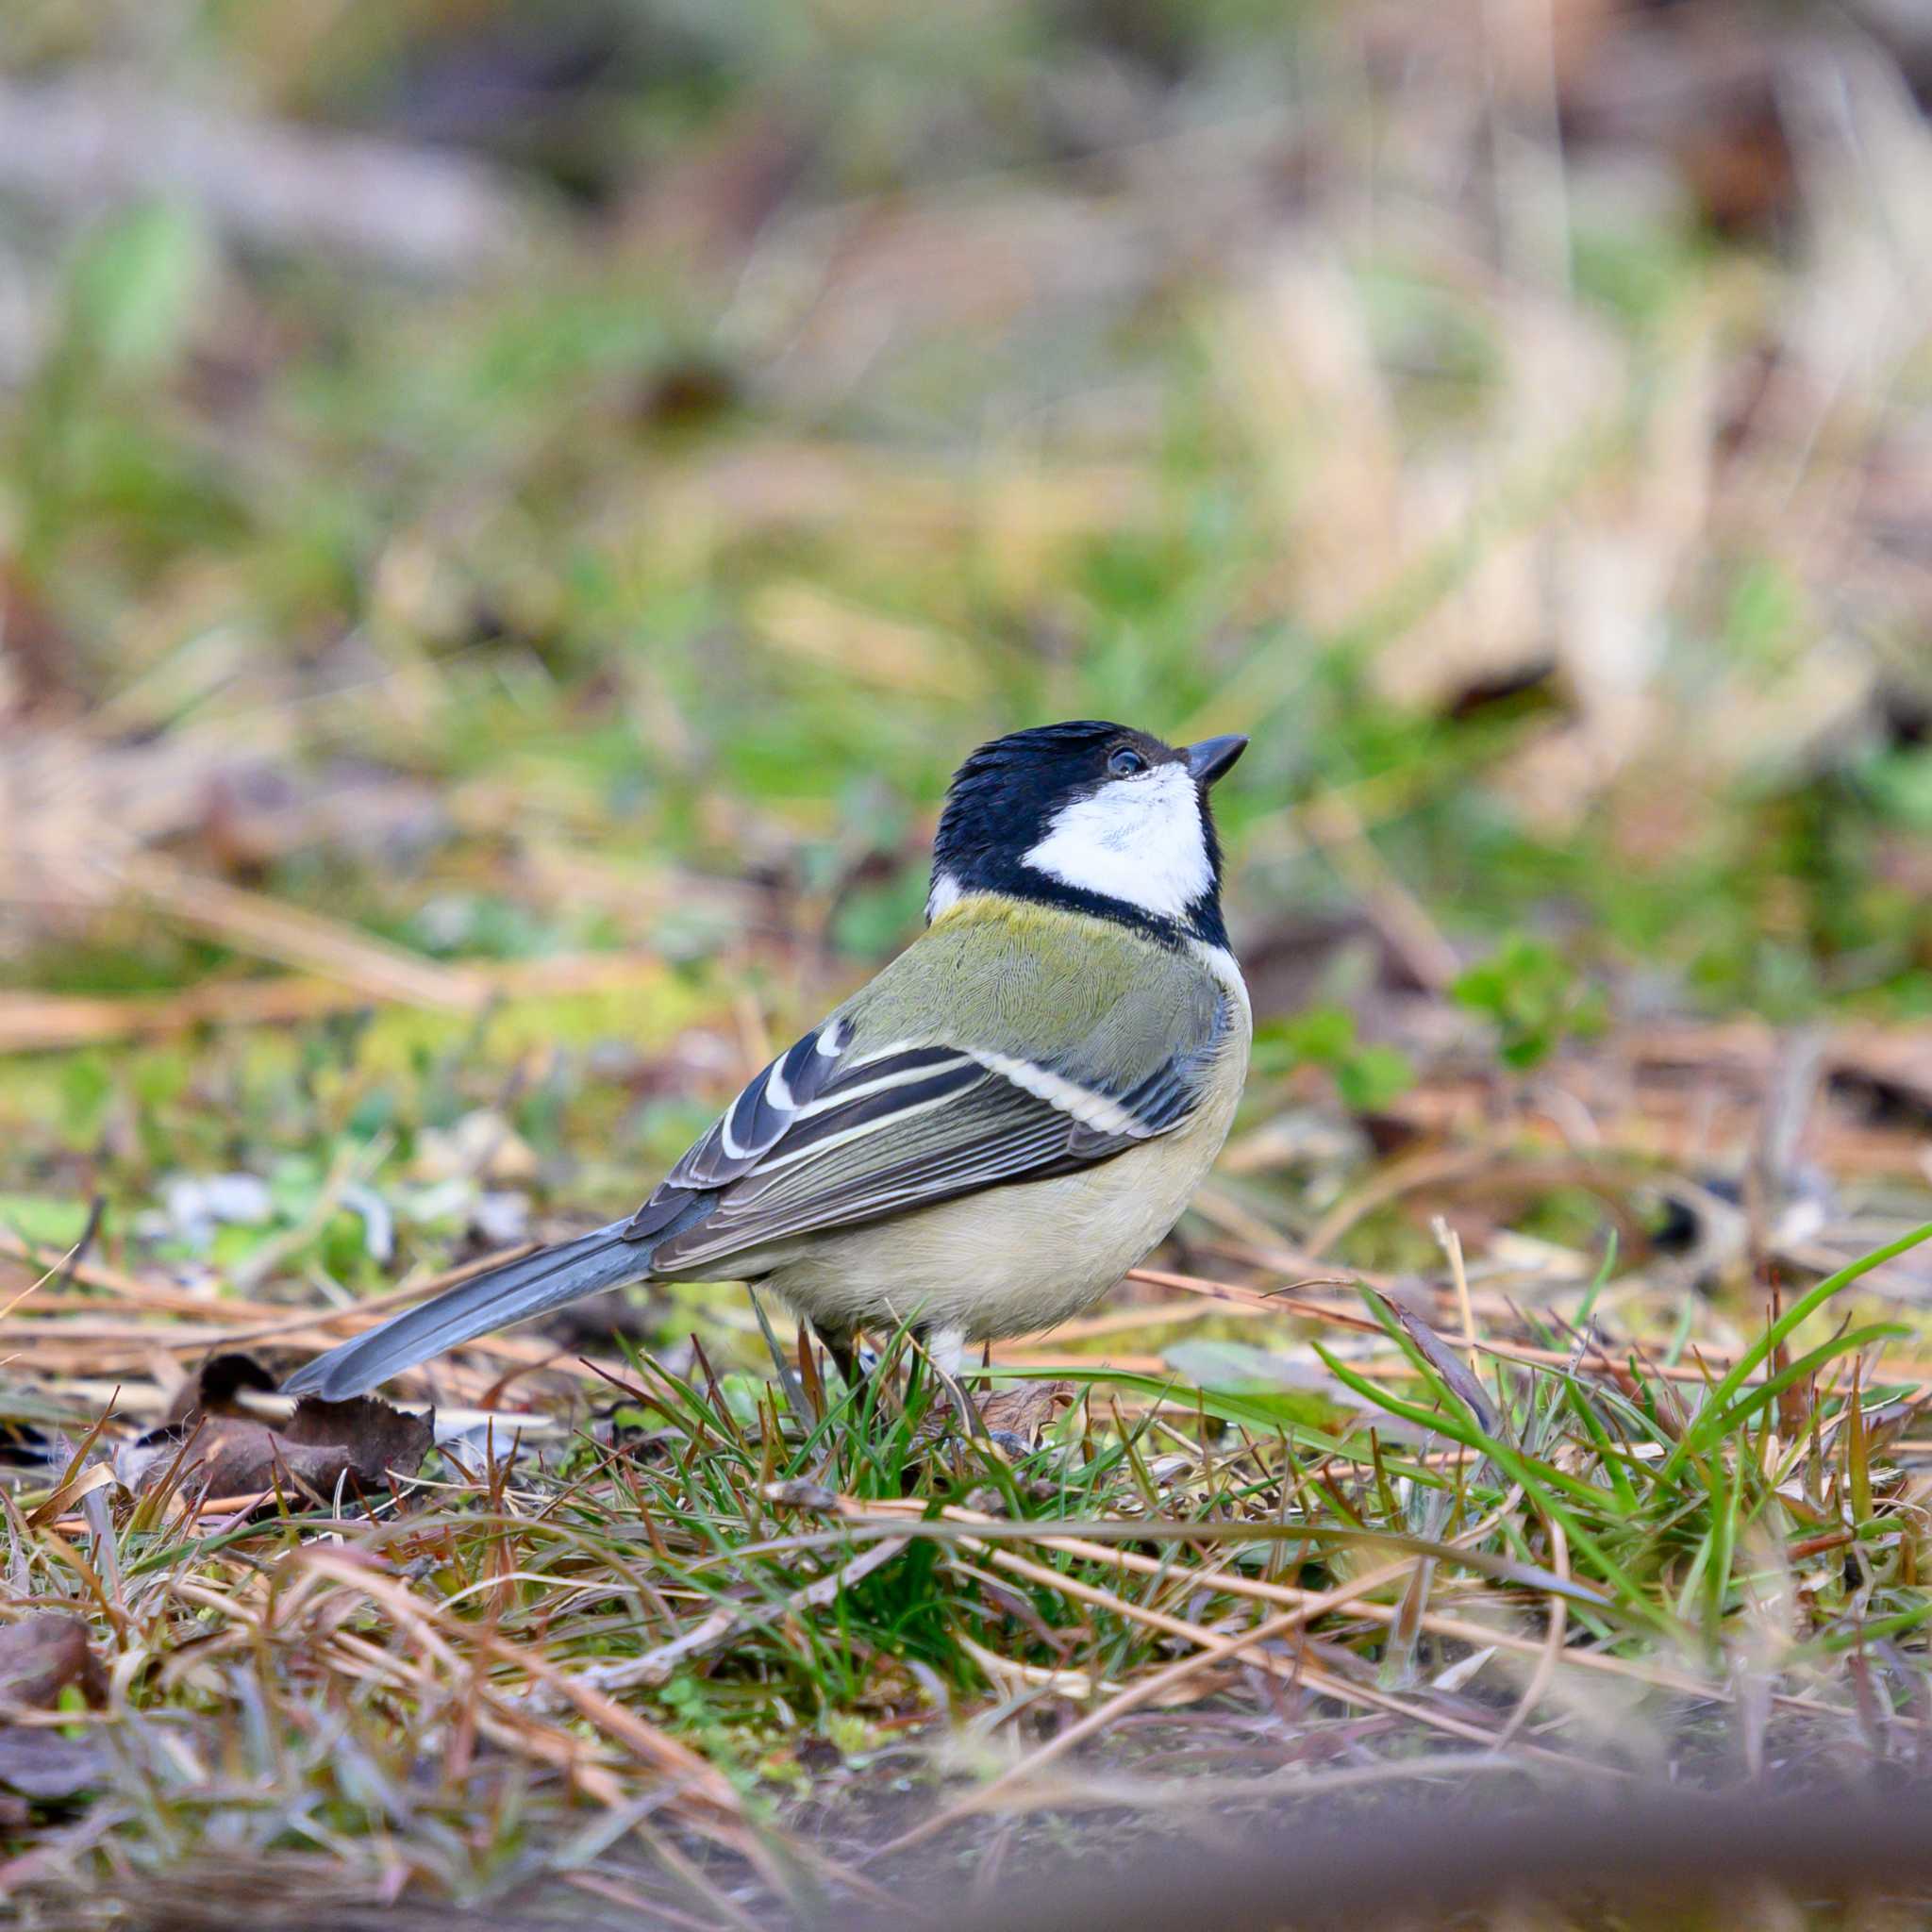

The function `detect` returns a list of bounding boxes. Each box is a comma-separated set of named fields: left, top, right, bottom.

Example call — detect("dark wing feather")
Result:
left=661, top=1017, right=855, bottom=1188
left=624, top=1026, right=974, bottom=1238
left=638, top=988, right=1236, bottom=1277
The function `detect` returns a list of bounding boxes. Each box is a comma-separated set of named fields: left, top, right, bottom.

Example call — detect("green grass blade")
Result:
left=1659, top=1221, right=1932, bottom=1482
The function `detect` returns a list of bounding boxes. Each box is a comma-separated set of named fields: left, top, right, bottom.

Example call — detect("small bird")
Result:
left=285, top=722, right=1251, bottom=1401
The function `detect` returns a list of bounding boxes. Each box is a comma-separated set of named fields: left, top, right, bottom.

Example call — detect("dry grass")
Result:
left=7, top=1202, right=1932, bottom=1924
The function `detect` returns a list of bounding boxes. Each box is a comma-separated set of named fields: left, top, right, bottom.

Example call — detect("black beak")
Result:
left=1183, top=735, right=1248, bottom=786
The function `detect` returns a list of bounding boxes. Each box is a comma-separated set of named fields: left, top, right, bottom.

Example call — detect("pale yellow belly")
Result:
left=757, top=1038, right=1245, bottom=1342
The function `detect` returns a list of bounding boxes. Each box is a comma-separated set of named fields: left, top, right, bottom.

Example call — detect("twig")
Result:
left=571, top=1535, right=911, bottom=1694
left=0, top=949, right=683, bottom=1054
left=118, top=852, right=487, bottom=1011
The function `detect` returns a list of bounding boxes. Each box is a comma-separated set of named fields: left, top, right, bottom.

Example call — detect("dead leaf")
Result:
left=0, top=1616, right=106, bottom=1713
left=976, top=1380, right=1076, bottom=1449
left=114, top=1353, right=431, bottom=1504
left=0, top=1728, right=109, bottom=1800
left=910, top=1376, right=1075, bottom=1457
left=23, top=1462, right=117, bottom=1532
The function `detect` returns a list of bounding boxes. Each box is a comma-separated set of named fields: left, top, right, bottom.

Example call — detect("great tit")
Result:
left=284, top=721, right=1250, bottom=1399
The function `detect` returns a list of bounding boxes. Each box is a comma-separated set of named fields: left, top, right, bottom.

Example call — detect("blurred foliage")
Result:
left=1453, top=938, right=1607, bottom=1073
left=0, top=0, right=1926, bottom=1034
left=1254, top=1005, right=1416, bottom=1111
left=0, top=0, right=1927, bottom=1293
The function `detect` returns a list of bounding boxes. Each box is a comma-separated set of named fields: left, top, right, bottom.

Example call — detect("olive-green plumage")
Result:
left=843, top=894, right=1222, bottom=1076
left=651, top=891, right=1249, bottom=1344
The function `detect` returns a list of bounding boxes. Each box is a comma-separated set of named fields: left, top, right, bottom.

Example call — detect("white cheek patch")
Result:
left=925, top=871, right=964, bottom=922
left=1022, top=764, right=1211, bottom=921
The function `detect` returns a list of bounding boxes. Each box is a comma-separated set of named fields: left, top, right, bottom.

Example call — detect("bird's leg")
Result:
left=816, top=1324, right=864, bottom=1392
left=921, top=1325, right=966, bottom=1381
left=915, top=1326, right=1024, bottom=1456
left=916, top=1324, right=983, bottom=1437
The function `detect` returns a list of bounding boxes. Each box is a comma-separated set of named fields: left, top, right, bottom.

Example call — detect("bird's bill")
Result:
left=1183, top=735, right=1248, bottom=785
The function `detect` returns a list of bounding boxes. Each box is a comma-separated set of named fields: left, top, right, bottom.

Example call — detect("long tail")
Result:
left=283, top=1211, right=688, bottom=1401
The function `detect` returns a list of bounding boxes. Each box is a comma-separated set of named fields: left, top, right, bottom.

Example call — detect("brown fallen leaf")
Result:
left=0, top=1728, right=109, bottom=1800
left=909, top=1376, right=1076, bottom=1457
left=114, top=1352, right=431, bottom=1504
left=975, top=1380, right=1077, bottom=1449
left=0, top=1615, right=106, bottom=1713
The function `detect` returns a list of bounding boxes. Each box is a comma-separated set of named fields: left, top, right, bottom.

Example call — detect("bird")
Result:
left=284, top=721, right=1251, bottom=1403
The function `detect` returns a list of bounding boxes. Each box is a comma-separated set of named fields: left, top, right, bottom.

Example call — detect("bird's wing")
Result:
left=627, top=973, right=1236, bottom=1275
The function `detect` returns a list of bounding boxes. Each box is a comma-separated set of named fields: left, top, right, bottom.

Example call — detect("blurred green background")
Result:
left=2, top=0, right=1930, bottom=1275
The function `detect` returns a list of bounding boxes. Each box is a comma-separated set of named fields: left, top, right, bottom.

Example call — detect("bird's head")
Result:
left=928, top=720, right=1247, bottom=946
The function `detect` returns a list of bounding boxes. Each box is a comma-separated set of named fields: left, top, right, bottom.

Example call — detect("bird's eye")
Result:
left=1108, top=748, right=1147, bottom=777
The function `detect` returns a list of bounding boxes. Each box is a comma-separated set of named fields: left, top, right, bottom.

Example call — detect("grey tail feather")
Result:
left=282, top=1208, right=696, bottom=1401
